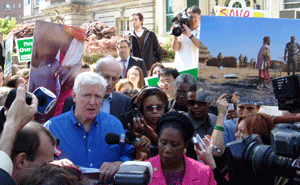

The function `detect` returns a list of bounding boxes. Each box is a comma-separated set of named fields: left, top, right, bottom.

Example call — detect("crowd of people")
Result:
left=0, top=5, right=296, bottom=185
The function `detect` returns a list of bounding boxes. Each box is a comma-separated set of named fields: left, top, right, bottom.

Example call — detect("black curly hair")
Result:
left=156, top=111, right=194, bottom=143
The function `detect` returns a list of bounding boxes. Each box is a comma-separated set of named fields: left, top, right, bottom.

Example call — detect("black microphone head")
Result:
left=125, top=131, right=137, bottom=143
left=105, top=132, right=120, bottom=145
left=37, top=94, right=47, bottom=107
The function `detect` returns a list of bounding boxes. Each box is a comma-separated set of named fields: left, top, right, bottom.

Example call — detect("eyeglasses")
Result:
left=117, top=46, right=128, bottom=50
left=187, top=100, right=206, bottom=107
left=157, top=81, right=171, bottom=86
left=144, top=104, right=165, bottom=112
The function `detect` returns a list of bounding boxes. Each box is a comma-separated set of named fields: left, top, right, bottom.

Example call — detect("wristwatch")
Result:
left=189, top=35, right=194, bottom=39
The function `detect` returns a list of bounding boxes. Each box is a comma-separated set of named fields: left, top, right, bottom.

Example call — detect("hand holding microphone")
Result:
left=105, top=131, right=158, bottom=156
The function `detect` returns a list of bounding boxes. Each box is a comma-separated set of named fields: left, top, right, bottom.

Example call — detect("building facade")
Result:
left=23, top=0, right=156, bottom=33
left=280, top=0, right=300, bottom=19
left=23, top=0, right=283, bottom=38
left=0, top=0, right=23, bottom=24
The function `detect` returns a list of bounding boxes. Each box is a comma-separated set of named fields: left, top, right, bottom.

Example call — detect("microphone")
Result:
left=105, top=131, right=158, bottom=155
left=5, top=87, right=56, bottom=115
left=33, top=87, right=57, bottom=114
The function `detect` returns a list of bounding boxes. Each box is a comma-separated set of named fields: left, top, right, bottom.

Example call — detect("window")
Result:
left=19, top=3, right=22, bottom=8
left=4, top=4, right=11, bottom=10
left=6, top=15, right=11, bottom=20
left=225, top=0, right=250, bottom=7
left=232, top=2, right=242, bottom=8
left=187, top=0, right=199, bottom=8
left=19, top=15, right=22, bottom=19
left=13, top=4, right=15, bottom=8
left=283, top=0, right=300, bottom=9
left=166, top=0, right=174, bottom=32
left=36, top=0, right=40, bottom=6
left=117, top=18, right=130, bottom=36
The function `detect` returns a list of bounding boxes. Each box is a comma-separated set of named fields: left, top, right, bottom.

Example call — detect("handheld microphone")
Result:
left=33, top=87, right=57, bottom=114
left=105, top=131, right=158, bottom=155
left=5, top=87, right=56, bottom=115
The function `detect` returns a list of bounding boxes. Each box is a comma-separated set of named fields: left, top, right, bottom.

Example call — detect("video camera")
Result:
left=225, top=131, right=300, bottom=184
left=224, top=75, right=300, bottom=184
left=171, top=8, right=192, bottom=37
left=272, top=75, right=300, bottom=113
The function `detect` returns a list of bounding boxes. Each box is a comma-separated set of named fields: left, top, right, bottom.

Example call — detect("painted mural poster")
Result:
left=198, top=15, right=300, bottom=109
left=29, top=21, right=85, bottom=123
left=214, top=6, right=271, bottom=18
left=4, top=35, right=13, bottom=76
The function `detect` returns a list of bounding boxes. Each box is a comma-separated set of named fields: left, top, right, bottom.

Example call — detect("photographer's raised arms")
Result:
left=171, top=6, right=201, bottom=71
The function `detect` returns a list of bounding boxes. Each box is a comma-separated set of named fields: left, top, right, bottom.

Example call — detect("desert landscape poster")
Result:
left=198, top=15, right=300, bottom=106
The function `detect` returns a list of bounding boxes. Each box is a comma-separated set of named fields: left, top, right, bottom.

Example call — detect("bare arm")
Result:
left=0, top=83, right=38, bottom=156
left=210, top=94, right=228, bottom=157
left=182, top=24, right=200, bottom=49
left=172, top=36, right=181, bottom=52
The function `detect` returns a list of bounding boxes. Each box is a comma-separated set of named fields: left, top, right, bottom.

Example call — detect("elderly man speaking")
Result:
left=44, top=72, right=134, bottom=184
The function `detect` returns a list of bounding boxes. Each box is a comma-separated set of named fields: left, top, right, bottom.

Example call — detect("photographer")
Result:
left=171, top=6, right=201, bottom=71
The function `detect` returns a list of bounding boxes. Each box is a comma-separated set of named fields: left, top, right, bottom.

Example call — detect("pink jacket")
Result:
left=147, top=155, right=217, bottom=185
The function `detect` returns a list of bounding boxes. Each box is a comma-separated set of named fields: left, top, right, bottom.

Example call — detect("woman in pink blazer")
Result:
left=147, top=111, right=217, bottom=185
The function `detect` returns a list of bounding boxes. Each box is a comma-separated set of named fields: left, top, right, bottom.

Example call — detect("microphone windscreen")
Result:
left=105, top=132, right=120, bottom=144
left=125, top=131, right=136, bottom=142
left=37, top=95, right=47, bottom=107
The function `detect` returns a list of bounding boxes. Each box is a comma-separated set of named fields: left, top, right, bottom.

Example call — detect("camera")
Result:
left=120, top=108, right=141, bottom=130
left=222, top=74, right=300, bottom=184
left=272, top=75, right=300, bottom=113
left=225, top=130, right=300, bottom=185
left=171, top=8, right=192, bottom=37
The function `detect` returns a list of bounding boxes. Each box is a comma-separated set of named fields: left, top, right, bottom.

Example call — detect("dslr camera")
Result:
left=171, top=8, right=192, bottom=37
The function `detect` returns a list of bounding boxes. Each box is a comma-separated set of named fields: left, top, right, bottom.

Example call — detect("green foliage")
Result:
left=83, top=51, right=101, bottom=64
left=0, top=17, right=17, bottom=37
left=162, top=36, right=175, bottom=61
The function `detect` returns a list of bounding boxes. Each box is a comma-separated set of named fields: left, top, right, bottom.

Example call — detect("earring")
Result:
left=183, top=148, right=187, bottom=154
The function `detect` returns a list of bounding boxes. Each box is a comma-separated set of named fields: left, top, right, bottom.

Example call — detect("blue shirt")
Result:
left=44, top=107, right=134, bottom=168
left=224, top=118, right=238, bottom=145
left=100, top=93, right=112, bottom=114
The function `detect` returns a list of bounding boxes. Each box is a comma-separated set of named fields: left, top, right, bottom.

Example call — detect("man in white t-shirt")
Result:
left=171, top=6, right=201, bottom=71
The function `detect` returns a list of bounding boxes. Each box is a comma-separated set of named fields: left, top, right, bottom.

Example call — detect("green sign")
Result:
left=144, top=67, right=198, bottom=87
left=15, top=37, right=33, bottom=63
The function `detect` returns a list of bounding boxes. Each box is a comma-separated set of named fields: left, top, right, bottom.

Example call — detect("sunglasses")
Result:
left=187, top=100, right=206, bottom=107
left=144, top=104, right=165, bottom=112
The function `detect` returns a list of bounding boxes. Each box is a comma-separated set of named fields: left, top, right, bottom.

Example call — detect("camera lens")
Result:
left=172, top=27, right=182, bottom=37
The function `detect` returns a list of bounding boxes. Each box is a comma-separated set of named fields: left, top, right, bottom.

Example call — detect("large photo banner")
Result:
left=198, top=15, right=300, bottom=109
left=29, top=21, right=85, bottom=123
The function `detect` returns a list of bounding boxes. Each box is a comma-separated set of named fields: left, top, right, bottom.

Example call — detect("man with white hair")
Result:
left=62, top=55, right=132, bottom=120
left=44, top=72, right=134, bottom=184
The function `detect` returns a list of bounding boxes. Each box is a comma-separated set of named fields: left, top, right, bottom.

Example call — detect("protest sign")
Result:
left=4, top=35, right=13, bottom=76
left=15, top=37, right=33, bottom=63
